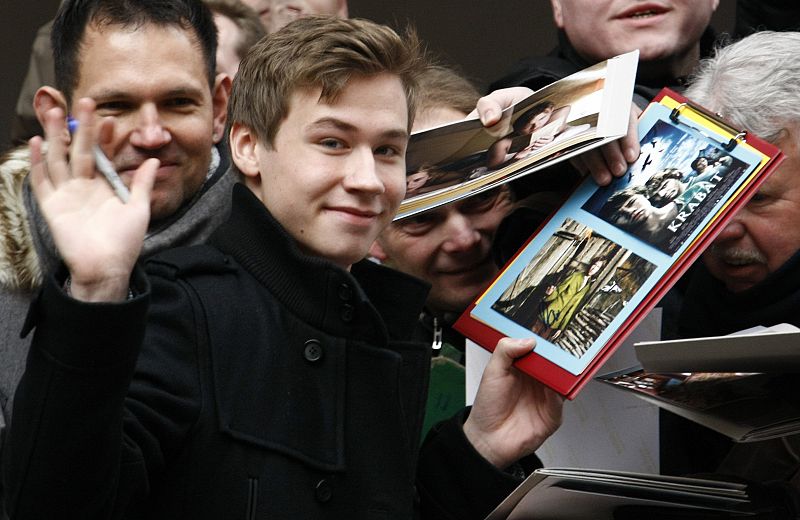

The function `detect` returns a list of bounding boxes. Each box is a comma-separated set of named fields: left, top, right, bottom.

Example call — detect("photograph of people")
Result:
left=405, top=169, right=431, bottom=196
left=403, top=168, right=465, bottom=198
left=485, top=100, right=570, bottom=168
left=597, top=160, right=738, bottom=253
left=584, top=118, right=749, bottom=254
left=599, top=184, right=679, bottom=246
left=489, top=219, right=657, bottom=358
left=531, top=255, right=607, bottom=342
left=684, top=152, right=733, bottom=183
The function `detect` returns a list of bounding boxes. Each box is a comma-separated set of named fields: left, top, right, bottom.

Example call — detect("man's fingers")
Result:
left=491, top=337, right=536, bottom=369
left=98, top=116, right=116, bottom=148
left=473, top=87, right=532, bottom=123
left=576, top=150, right=613, bottom=186
left=130, top=158, right=159, bottom=207
left=600, top=141, right=629, bottom=180
left=621, top=104, right=642, bottom=163
left=40, top=106, right=73, bottom=186
left=593, top=103, right=642, bottom=178
left=69, top=98, right=99, bottom=180
left=28, top=136, right=53, bottom=200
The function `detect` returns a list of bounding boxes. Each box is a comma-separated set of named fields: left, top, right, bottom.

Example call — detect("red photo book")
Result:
left=454, top=88, right=784, bottom=399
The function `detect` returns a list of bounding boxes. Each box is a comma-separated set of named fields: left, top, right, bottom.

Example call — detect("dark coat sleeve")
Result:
left=416, top=408, right=542, bottom=520
left=2, top=267, right=203, bottom=519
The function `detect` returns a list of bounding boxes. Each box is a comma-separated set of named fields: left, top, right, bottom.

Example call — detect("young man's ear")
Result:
left=368, top=240, right=389, bottom=262
left=229, top=122, right=263, bottom=189
left=550, top=0, right=564, bottom=29
left=211, top=73, right=232, bottom=144
left=33, top=86, right=67, bottom=127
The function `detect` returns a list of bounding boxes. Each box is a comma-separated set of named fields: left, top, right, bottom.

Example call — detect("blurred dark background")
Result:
left=0, top=1, right=736, bottom=151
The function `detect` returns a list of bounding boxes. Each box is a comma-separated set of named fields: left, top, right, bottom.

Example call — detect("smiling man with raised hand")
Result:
left=0, top=0, right=232, bottom=456
left=3, top=15, right=563, bottom=520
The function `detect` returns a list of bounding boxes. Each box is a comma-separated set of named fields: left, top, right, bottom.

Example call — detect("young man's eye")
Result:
left=319, top=138, right=345, bottom=149
left=375, top=145, right=401, bottom=158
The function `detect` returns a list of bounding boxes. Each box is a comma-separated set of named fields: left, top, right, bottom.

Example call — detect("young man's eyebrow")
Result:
left=307, top=117, right=408, bottom=140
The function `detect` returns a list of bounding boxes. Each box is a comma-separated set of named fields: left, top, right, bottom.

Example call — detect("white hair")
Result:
left=686, top=31, right=800, bottom=143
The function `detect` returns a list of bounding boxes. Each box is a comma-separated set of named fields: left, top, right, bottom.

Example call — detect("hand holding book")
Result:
left=464, top=337, right=563, bottom=469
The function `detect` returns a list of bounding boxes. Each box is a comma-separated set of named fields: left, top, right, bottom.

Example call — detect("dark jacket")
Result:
left=490, top=29, right=719, bottom=109
left=4, top=185, right=525, bottom=519
left=658, top=258, right=800, bottom=513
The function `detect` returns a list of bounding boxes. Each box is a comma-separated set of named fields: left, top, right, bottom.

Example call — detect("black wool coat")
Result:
left=4, top=185, right=524, bottom=520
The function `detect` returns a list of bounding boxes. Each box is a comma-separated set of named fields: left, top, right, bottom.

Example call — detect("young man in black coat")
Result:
left=3, top=7, right=564, bottom=519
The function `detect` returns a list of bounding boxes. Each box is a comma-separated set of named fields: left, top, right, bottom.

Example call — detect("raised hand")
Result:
left=471, top=86, right=532, bottom=139
left=571, top=102, right=642, bottom=186
left=475, top=89, right=642, bottom=186
left=464, top=337, right=563, bottom=469
left=29, top=98, right=158, bottom=302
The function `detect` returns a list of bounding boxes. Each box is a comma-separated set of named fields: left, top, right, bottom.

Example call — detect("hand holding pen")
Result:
left=28, top=97, right=159, bottom=302
left=67, top=116, right=131, bottom=203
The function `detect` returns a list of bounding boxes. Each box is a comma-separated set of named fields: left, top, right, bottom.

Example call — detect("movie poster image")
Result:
left=581, top=118, right=748, bottom=255
left=490, top=218, right=657, bottom=358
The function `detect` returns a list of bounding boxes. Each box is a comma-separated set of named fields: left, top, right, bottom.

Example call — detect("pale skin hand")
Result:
left=474, top=89, right=642, bottom=186
left=29, top=97, right=158, bottom=302
left=464, top=337, right=564, bottom=470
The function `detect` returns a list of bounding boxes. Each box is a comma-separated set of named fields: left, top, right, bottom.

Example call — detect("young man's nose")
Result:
left=343, top=148, right=385, bottom=194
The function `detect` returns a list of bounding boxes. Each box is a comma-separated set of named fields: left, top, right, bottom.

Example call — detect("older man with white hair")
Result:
left=659, top=31, right=800, bottom=512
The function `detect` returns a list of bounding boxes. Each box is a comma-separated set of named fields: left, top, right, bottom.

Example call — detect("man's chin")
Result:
left=429, top=286, right=486, bottom=316
left=723, top=278, right=760, bottom=293
left=149, top=200, right=181, bottom=223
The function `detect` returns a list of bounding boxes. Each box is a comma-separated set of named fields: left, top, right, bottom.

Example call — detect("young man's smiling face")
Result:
left=232, top=73, right=409, bottom=269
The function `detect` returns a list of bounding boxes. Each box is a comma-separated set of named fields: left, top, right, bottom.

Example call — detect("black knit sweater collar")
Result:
left=678, top=250, right=800, bottom=338
left=209, top=184, right=429, bottom=345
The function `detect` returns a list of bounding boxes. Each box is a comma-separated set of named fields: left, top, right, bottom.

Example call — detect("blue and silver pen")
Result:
left=67, top=117, right=131, bottom=203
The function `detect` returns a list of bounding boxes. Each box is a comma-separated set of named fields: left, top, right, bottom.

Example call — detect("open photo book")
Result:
left=596, top=323, right=800, bottom=443
left=396, top=50, right=639, bottom=220
left=453, top=88, right=785, bottom=399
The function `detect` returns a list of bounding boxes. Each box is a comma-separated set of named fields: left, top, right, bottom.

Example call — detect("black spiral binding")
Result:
left=668, top=101, right=747, bottom=152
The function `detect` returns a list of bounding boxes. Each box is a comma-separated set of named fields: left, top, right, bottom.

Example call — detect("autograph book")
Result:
left=396, top=50, right=639, bottom=220
left=485, top=467, right=752, bottom=520
left=633, top=323, right=800, bottom=373
left=454, top=88, right=784, bottom=399
left=596, top=323, right=800, bottom=442
left=598, top=367, right=800, bottom=443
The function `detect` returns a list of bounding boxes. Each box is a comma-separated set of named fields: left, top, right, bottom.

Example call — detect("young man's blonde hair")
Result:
left=229, top=15, right=424, bottom=146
